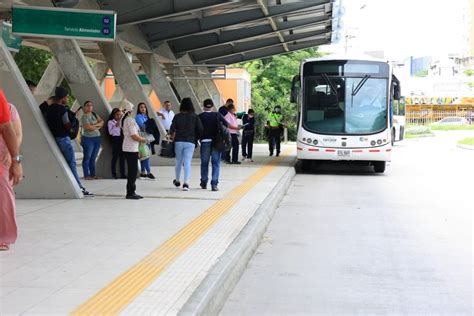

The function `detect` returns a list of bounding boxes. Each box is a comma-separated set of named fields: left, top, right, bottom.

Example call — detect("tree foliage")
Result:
left=234, top=47, right=322, bottom=141
left=14, top=46, right=52, bottom=84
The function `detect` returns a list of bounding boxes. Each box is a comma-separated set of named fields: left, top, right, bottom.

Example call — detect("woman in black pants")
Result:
left=107, top=108, right=126, bottom=179
left=121, top=105, right=146, bottom=200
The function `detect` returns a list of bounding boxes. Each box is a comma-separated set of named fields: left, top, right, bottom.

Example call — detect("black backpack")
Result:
left=213, top=114, right=231, bottom=152
left=68, top=109, right=80, bottom=139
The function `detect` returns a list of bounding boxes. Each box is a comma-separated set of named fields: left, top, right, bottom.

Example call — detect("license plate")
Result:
left=337, top=150, right=351, bottom=158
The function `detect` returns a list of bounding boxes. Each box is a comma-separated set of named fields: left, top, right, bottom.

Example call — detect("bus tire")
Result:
left=399, top=126, right=404, bottom=140
left=373, top=161, right=386, bottom=173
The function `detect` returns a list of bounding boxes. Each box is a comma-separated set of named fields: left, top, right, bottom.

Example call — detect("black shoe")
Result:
left=126, top=194, right=141, bottom=200
left=183, top=183, right=190, bottom=191
left=147, top=173, right=156, bottom=180
left=276, top=152, right=280, bottom=157
left=200, top=182, right=207, bottom=190
left=269, top=152, right=274, bottom=156
left=173, top=179, right=181, bottom=187
left=211, top=186, right=219, bottom=192
left=82, top=189, right=94, bottom=197
left=231, top=161, right=242, bottom=165
left=113, top=175, right=118, bottom=179
left=120, top=175, right=127, bottom=179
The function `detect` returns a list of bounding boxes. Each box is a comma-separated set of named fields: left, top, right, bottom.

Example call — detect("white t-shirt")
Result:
left=159, top=109, right=175, bottom=130
left=122, top=116, right=140, bottom=153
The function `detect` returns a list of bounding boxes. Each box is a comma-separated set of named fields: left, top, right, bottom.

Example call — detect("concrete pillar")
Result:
left=47, top=38, right=113, bottom=178
left=204, top=77, right=224, bottom=107
left=165, top=63, right=202, bottom=113
left=0, top=38, right=82, bottom=198
left=35, top=59, right=64, bottom=105
left=98, top=41, right=167, bottom=136
left=136, top=53, right=180, bottom=113
left=177, top=55, right=211, bottom=109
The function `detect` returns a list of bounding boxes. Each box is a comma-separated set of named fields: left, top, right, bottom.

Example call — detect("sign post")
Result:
left=2, top=22, right=22, bottom=52
left=12, top=6, right=116, bottom=41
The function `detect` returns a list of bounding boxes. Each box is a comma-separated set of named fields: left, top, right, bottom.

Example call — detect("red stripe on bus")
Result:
left=326, top=149, right=336, bottom=152
left=352, top=150, right=363, bottom=153
left=308, top=148, right=319, bottom=152
left=386, top=149, right=392, bottom=152
left=297, top=147, right=303, bottom=151
left=369, top=150, right=380, bottom=152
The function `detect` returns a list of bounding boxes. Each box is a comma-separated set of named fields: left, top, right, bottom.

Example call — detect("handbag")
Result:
left=138, top=142, right=151, bottom=160
left=160, top=139, right=175, bottom=158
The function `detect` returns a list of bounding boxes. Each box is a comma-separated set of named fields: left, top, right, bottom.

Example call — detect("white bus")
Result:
left=291, top=56, right=401, bottom=173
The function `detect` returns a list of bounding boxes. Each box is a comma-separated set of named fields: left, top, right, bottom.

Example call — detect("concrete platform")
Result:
left=0, top=144, right=296, bottom=315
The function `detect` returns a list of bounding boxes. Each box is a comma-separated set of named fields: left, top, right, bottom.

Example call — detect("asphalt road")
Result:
left=221, top=131, right=473, bottom=315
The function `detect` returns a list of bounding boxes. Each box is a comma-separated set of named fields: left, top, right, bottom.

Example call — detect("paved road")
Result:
left=221, top=131, right=473, bottom=315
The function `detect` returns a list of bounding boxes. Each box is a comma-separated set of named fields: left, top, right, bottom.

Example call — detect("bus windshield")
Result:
left=302, top=76, right=388, bottom=135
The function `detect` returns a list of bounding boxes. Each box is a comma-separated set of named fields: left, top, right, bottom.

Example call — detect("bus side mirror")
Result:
left=393, top=84, right=401, bottom=101
left=290, top=75, right=300, bottom=103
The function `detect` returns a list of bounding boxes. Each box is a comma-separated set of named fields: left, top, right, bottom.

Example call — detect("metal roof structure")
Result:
left=1, top=0, right=343, bottom=65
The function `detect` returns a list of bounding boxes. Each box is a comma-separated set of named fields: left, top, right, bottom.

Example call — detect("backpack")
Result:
left=213, top=113, right=231, bottom=152
left=68, top=109, right=80, bottom=139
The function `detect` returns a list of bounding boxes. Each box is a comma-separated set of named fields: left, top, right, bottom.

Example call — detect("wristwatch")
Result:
left=12, top=155, right=23, bottom=163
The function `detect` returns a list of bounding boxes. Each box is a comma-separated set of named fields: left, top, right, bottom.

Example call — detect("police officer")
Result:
left=266, top=105, right=284, bottom=157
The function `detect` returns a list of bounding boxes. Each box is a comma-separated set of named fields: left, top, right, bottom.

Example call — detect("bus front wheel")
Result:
left=373, top=161, right=386, bottom=173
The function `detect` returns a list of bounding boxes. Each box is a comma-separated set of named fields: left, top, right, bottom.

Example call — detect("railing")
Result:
left=405, top=110, right=474, bottom=125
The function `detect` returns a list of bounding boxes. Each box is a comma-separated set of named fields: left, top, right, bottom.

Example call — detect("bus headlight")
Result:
left=377, top=139, right=383, bottom=145
left=307, top=138, right=312, bottom=144
left=371, top=140, right=376, bottom=146
left=313, top=139, right=318, bottom=145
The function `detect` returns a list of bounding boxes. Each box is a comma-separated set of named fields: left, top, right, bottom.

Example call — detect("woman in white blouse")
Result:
left=121, top=102, right=146, bottom=200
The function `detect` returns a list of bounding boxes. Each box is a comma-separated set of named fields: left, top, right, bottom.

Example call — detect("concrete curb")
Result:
left=457, top=144, right=474, bottom=150
left=179, top=163, right=296, bottom=316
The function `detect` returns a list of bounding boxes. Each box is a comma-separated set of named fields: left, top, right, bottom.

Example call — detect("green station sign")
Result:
left=2, top=22, right=22, bottom=52
left=12, top=6, right=116, bottom=41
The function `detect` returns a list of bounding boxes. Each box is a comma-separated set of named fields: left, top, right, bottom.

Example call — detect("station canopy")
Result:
left=1, top=0, right=343, bottom=66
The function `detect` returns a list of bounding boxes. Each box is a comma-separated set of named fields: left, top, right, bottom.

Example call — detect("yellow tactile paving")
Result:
left=71, top=151, right=290, bottom=315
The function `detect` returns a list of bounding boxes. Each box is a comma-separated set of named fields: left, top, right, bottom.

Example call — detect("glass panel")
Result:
left=302, top=76, right=388, bottom=135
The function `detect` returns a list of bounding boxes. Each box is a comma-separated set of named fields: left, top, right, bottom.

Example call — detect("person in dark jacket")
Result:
left=241, top=108, right=256, bottom=162
left=170, top=98, right=203, bottom=191
left=198, top=99, right=228, bottom=191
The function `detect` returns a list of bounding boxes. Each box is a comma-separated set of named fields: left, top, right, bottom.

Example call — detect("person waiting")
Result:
left=157, top=100, right=175, bottom=132
left=224, top=103, right=242, bottom=164
left=121, top=101, right=146, bottom=200
left=107, top=108, right=126, bottom=179
left=80, top=101, right=104, bottom=180
left=45, top=87, right=93, bottom=197
left=241, top=109, right=256, bottom=162
left=135, top=102, right=155, bottom=180
left=169, top=97, right=203, bottom=191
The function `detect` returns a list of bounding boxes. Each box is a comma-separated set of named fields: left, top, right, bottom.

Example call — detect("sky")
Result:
left=323, top=0, right=470, bottom=61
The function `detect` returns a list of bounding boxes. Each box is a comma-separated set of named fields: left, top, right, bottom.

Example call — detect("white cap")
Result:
left=121, top=99, right=134, bottom=112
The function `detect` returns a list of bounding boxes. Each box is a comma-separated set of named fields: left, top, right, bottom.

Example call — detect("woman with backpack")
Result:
left=81, top=100, right=104, bottom=180
left=107, top=108, right=126, bottom=179
left=170, top=98, right=203, bottom=191
left=135, top=102, right=155, bottom=180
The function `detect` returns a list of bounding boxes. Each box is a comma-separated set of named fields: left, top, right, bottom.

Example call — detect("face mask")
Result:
left=248, top=115, right=254, bottom=118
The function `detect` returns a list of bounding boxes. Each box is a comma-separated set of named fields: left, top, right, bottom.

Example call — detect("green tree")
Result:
left=14, top=46, right=52, bottom=84
left=234, top=47, right=322, bottom=141
left=14, top=46, right=76, bottom=107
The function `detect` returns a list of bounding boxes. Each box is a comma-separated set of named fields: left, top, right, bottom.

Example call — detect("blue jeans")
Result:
left=200, top=141, right=221, bottom=186
left=55, top=136, right=83, bottom=189
left=81, top=136, right=101, bottom=178
left=140, top=156, right=151, bottom=174
left=175, top=141, right=195, bottom=184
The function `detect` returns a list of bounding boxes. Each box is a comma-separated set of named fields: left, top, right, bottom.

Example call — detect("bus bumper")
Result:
left=296, top=142, right=392, bottom=162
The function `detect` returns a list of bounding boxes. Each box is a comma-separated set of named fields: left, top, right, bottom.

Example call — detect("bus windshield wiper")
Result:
left=321, top=73, right=338, bottom=96
left=352, top=74, right=371, bottom=96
